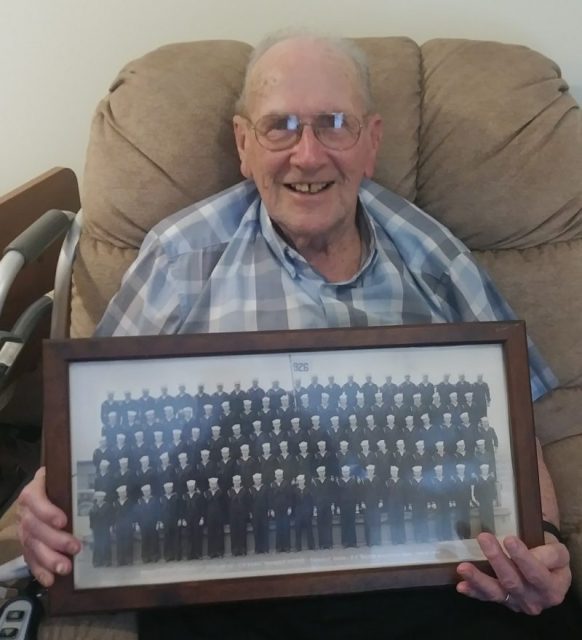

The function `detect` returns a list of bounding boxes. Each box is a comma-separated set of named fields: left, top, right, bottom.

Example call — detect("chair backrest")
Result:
left=1, top=167, right=80, bottom=339
left=75, top=37, right=582, bottom=444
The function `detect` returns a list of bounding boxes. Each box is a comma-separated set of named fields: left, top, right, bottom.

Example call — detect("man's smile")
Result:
left=284, top=181, right=334, bottom=194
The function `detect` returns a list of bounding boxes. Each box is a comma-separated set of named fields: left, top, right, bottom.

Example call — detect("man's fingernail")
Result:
left=56, top=563, right=67, bottom=575
left=68, top=542, right=79, bottom=554
left=480, top=536, right=494, bottom=553
left=38, top=571, right=50, bottom=586
left=505, top=538, right=519, bottom=555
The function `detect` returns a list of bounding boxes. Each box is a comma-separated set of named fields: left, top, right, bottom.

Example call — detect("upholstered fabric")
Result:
left=66, top=36, right=582, bottom=607
left=76, top=36, right=582, bottom=430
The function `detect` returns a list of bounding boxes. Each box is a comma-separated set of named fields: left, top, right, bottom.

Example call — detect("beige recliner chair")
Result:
left=5, top=36, right=582, bottom=638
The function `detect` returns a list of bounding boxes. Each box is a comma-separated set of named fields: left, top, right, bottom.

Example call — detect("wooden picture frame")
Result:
left=43, top=321, right=542, bottom=615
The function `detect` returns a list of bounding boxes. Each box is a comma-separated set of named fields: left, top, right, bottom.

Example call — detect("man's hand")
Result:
left=456, top=532, right=571, bottom=615
left=17, top=467, right=81, bottom=588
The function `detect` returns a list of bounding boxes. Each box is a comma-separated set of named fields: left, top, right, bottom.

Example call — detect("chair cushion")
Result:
left=76, top=36, right=582, bottom=445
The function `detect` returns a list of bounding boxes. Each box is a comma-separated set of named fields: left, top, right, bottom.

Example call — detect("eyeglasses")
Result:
left=247, top=112, right=364, bottom=151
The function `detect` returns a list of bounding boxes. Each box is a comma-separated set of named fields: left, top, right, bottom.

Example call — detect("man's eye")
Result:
left=269, top=118, right=291, bottom=131
left=262, top=115, right=299, bottom=132
left=316, top=113, right=346, bottom=129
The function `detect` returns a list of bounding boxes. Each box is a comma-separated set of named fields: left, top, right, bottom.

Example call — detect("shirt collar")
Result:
left=258, top=197, right=378, bottom=284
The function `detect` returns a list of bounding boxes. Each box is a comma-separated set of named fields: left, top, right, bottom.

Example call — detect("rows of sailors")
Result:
left=99, top=372, right=491, bottom=440
left=90, top=458, right=498, bottom=568
left=99, top=377, right=494, bottom=461
left=92, top=422, right=498, bottom=506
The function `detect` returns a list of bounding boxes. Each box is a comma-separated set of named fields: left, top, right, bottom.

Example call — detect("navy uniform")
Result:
left=89, top=496, right=113, bottom=567
left=311, top=474, right=334, bottom=549
left=336, top=474, right=358, bottom=548
left=182, top=485, right=206, bottom=560
left=269, top=478, right=293, bottom=552
left=292, top=481, right=315, bottom=551
left=135, top=492, right=160, bottom=563
left=205, top=485, right=225, bottom=558
left=227, top=485, right=249, bottom=556
left=249, top=482, right=270, bottom=553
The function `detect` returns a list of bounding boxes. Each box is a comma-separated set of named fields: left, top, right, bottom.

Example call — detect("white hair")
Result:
left=235, top=29, right=372, bottom=115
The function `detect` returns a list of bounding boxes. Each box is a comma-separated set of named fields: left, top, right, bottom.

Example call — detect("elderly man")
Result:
left=17, top=32, right=574, bottom=637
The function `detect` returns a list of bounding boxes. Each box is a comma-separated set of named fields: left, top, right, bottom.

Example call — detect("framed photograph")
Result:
left=43, top=321, right=542, bottom=615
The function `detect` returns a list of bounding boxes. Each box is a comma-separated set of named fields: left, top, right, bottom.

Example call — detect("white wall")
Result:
left=2, top=0, right=581, bottom=195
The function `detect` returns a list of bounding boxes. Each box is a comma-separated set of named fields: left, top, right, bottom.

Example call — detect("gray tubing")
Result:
left=3, top=209, right=74, bottom=264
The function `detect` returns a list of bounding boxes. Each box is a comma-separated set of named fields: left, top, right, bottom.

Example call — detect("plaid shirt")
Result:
left=95, top=179, right=557, bottom=401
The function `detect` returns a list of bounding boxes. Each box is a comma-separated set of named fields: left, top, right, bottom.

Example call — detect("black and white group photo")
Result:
left=69, top=344, right=518, bottom=589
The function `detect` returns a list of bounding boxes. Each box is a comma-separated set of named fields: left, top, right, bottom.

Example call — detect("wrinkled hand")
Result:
left=17, top=467, right=81, bottom=587
left=456, top=532, right=571, bottom=615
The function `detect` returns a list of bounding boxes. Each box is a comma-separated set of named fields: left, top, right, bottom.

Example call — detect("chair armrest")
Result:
left=0, top=209, right=74, bottom=319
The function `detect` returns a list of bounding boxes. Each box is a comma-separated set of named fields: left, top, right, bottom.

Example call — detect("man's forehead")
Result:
left=247, top=39, right=362, bottom=116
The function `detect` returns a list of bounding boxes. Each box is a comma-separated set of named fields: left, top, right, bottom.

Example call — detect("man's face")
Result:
left=233, top=39, right=382, bottom=248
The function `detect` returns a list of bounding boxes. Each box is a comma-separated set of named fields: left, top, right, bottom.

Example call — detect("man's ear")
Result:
left=233, top=115, right=253, bottom=179
left=363, top=113, right=383, bottom=179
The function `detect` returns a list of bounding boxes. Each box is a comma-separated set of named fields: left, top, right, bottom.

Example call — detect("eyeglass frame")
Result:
left=242, top=112, right=367, bottom=152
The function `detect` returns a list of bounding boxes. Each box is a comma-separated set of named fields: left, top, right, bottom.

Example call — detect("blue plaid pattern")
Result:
left=95, top=179, right=557, bottom=401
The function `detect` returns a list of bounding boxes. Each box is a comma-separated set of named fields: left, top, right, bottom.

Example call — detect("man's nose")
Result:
left=289, top=125, right=327, bottom=167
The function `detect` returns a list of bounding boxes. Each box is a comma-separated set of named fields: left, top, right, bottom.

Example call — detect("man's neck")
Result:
left=275, top=212, right=363, bottom=282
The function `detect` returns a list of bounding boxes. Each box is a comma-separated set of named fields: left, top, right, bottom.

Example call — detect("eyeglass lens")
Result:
left=255, top=113, right=361, bottom=150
